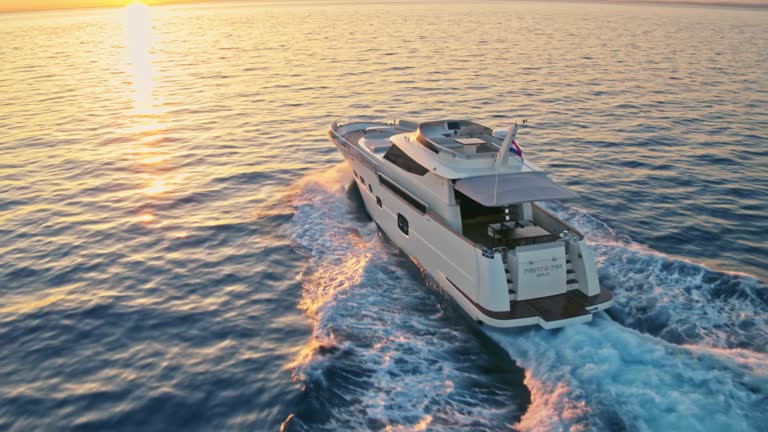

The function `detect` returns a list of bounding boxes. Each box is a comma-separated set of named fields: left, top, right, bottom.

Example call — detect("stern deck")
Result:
left=508, top=288, right=613, bottom=327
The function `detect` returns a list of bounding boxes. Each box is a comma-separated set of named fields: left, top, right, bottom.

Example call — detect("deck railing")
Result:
left=328, top=124, right=379, bottom=171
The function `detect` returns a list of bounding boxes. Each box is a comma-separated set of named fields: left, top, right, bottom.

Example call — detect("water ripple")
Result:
left=0, top=1, right=766, bottom=430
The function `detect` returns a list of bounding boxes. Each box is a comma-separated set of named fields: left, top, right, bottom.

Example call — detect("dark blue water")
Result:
left=1, top=1, right=766, bottom=431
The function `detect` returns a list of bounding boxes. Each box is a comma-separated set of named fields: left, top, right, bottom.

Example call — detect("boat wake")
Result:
left=487, top=203, right=768, bottom=431
left=284, top=165, right=767, bottom=431
left=486, top=320, right=767, bottom=431
left=282, top=165, right=526, bottom=431
left=548, top=203, right=768, bottom=352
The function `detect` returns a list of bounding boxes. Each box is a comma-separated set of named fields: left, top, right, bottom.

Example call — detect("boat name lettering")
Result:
left=523, top=263, right=563, bottom=278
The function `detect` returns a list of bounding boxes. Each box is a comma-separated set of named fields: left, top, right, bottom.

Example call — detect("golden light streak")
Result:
left=142, top=179, right=170, bottom=196
left=136, top=212, right=155, bottom=223
left=119, top=0, right=179, bottom=230
left=122, top=2, right=156, bottom=117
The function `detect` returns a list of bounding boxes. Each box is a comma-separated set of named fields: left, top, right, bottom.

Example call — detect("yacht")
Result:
left=328, top=118, right=612, bottom=328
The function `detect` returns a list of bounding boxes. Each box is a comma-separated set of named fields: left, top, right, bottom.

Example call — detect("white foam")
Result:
left=284, top=167, right=768, bottom=430
left=487, top=319, right=768, bottom=431
left=542, top=202, right=767, bottom=352
left=488, top=202, right=768, bottom=431
left=283, top=165, right=524, bottom=430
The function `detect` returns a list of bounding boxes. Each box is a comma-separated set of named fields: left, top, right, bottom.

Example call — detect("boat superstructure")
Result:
left=328, top=117, right=612, bottom=328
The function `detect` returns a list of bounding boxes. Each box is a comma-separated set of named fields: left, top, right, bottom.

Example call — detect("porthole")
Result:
left=397, top=213, right=409, bottom=236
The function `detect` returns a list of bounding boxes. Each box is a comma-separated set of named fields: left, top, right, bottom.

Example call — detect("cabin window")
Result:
left=397, top=213, right=409, bottom=235
left=376, top=196, right=382, bottom=207
left=378, top=175, right=427, bottom=214
left=360, top=176, right=366, bottom=185
left=353, top=170, right=358, bottom=178
left=383, top=145, right=429, bottom=176
left=368, top=184, right=373, bottom=193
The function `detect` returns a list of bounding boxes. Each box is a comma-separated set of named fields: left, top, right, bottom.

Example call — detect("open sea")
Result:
left=1, top=1, right=767, bottom=430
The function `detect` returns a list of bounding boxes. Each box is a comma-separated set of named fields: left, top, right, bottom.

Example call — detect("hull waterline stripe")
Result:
left=443, top=277, right=528, bottom=320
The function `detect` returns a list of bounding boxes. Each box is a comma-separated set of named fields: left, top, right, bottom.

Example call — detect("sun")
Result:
left=126, top=0, right=149, bottom=8
left=124, top=1, right=150, bottom=14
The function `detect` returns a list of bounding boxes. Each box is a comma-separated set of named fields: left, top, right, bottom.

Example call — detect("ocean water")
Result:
left=0, top=1, right=766, bottom=431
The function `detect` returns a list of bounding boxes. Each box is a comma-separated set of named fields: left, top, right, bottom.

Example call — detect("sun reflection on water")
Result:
left=142, top=178, right=169, bottom=196
left=122, top=2, right=156, bottom=117
left=120, top=2, right=179, bottom=227
left=136, top=212, right=155, bottom=223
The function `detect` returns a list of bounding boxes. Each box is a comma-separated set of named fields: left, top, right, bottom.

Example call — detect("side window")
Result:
left=353, top=170, right=358, bottom=178
left=378, top=175, right=427, bottom=214
left=376, top=196, right=382, bottom=207
left=397, top=213, right=409, bottom=236
left=383, top=145, right=429, bottom=176
left=360, top=176, right=366, bottom=185
left=368, top=184, right=373, bottom=193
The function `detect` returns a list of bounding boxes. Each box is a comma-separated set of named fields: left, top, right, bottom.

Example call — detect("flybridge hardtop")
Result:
left=328, top=117, right=612, bottom=329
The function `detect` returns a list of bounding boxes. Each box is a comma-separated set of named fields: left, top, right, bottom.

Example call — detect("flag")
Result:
left=511, top=140, right=523, bottom=160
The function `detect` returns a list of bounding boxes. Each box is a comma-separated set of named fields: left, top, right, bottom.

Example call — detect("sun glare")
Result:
left=119, top=0, right=175, bottom=228
left=122, top=1, right=154, bottom=116
left=126, top=0, right=148, bottom=10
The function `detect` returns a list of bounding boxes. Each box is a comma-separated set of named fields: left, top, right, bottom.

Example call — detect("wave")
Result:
left=282, top=165, right=525, bottom=430
left=284, top=165, right=768, bottom=431
left=542, top=202, right=767, bottom=352
left=486, top=320, right=768, bottom=431
left=487, top=204, right=768, bottom=430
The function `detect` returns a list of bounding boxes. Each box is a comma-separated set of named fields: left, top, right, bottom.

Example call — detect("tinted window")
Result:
left=383, top=145, right=429, bottom=176
left=379, top=175, right=427, bottom=214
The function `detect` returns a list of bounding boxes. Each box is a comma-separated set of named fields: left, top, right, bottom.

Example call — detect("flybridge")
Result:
left=412, top=119, right=527, bottom=163
left=413, top=120, right=502, bottom=159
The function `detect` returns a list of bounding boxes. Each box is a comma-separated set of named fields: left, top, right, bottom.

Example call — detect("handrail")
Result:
left=334, top=117, right=398, bottom=129
left=329, top=127, right=380, bottom=169
left=532, top=203, right=584, bottom=239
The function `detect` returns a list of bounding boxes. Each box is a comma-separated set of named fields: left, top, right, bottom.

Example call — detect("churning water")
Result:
left=1, top=1, right=766, bottom=430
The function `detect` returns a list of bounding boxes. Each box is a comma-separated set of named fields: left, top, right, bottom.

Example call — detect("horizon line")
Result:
left=1, top=0, right=767, bottom=15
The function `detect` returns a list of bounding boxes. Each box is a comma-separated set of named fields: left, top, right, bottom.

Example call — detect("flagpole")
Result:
left=494, top=123, right=518, bottom=206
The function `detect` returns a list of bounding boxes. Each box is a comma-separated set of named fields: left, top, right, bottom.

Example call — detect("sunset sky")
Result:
left=0, top=0, right=766, bottom=13
left=0, top=0, right=179, bottom=13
